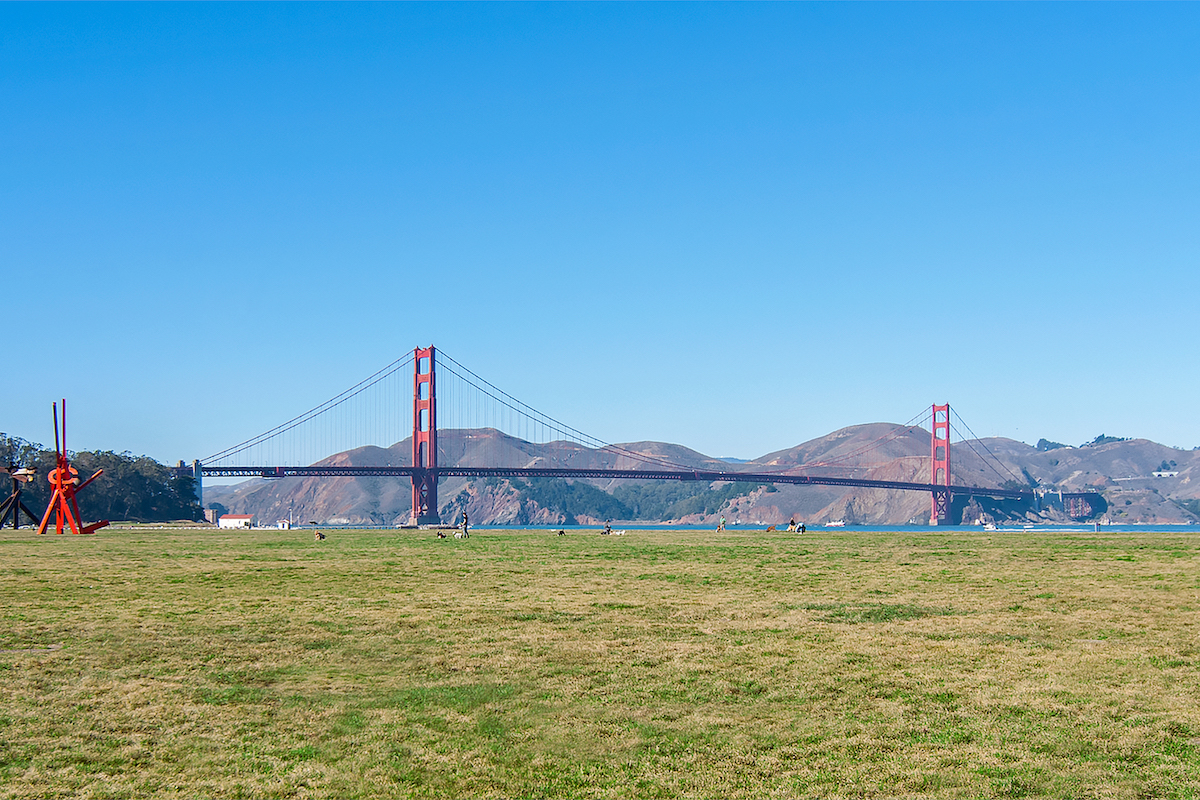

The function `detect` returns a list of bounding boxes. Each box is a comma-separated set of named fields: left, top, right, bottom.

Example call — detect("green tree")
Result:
left=0, top=433, right=45, bottom=469
left=0, top=434, right=202, bottom=523
left=512, top=478, right=631, bottom=524
left=1083, top=434, right=1128, bottom=447
left=612, top=480, right=765, bottom=520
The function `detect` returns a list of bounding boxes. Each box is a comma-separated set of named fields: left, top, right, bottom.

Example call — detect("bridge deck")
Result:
left=199, top=465, right=1097, bottom=502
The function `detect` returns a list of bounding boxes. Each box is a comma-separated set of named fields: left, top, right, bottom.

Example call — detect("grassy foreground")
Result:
left=2, top=527, right=1199, bottom=799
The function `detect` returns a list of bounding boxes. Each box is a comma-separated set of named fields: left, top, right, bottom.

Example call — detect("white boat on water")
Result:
left=983, top=523, right=998, bottom=531
left=825, top=519, right=846, bottom=528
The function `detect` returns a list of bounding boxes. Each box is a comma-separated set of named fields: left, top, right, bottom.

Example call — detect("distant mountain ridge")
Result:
left=203, top=425, right=1200, bottom=527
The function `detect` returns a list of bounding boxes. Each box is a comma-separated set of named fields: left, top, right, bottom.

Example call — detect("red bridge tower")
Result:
left=930, top=403, right=951, bottom=525
left=411, top=346, right=440, bottom=525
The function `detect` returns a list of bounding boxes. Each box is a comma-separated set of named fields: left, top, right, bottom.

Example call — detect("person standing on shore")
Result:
left=460, top=510, right=469, bottom=538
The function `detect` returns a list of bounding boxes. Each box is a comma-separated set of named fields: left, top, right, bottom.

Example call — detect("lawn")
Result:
left=1, top=527, right=1198, bottom=798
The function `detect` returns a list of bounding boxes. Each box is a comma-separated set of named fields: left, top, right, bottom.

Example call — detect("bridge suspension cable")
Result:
left=436, top=350, right=710, bottom=474
left=948, top=407, right=1025, bottom=487
left=197, top=346, right=1104, bottom=526
left=202, top=351, right=415, bottom=465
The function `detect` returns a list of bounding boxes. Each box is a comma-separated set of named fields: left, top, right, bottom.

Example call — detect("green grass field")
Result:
left=2, top=526, right=1199, bottom=798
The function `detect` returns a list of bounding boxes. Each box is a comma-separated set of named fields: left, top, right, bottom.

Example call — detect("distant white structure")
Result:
left=276, top=519, right=291, bottom=530
left=218, top=514, right=255, bottom=529
left=1153, top=471, right=1179, bottom=478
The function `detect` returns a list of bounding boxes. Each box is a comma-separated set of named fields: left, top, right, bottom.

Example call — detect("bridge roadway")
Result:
left=200, top=465, right=1097, bottom=504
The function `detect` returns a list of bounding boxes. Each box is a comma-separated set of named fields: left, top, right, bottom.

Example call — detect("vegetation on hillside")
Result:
left=510, top=478, right=630, bottom=525
left=1175, top=498, right=1200, bottom=519
left=1083, top=434, right=1129, bottom=447
left=0, top=434, right=202, bottom=523
left=611, top=480, right=771, bottom=520
left=480, top=477, right=771, bottom=524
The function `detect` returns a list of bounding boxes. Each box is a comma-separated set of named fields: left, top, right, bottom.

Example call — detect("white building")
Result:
left=218, top=514, right=255, bottom=529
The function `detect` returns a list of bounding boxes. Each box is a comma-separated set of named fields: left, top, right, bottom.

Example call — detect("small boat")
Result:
left=983, top=523, right=998, bottom=531
left=825, top=519, right=846, bottom=528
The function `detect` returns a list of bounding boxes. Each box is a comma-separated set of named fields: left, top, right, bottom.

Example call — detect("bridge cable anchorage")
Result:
left=202, top=351, right=415, bottom=464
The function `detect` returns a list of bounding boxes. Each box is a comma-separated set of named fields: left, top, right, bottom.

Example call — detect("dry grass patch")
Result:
left=1, top=527, right=1199, bottom=797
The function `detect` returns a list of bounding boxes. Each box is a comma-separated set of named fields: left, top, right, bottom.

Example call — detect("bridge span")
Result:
left=198, top=346, right=1104, bottom=525
left=202, top=464, right=1069, bottom=502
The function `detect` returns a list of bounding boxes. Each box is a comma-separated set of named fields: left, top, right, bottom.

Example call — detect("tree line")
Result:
left=1, top=433, right=203, bottom=523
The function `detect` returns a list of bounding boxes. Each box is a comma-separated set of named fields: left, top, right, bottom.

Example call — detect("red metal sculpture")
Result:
left=36, top=400, right=110, bottom=535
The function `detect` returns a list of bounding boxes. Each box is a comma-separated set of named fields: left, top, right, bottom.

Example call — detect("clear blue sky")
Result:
left=4, top=3, right=1198, bottom=462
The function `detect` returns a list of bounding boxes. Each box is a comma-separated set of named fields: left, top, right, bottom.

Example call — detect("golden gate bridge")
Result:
left=196, top=346, right=1102, bottom=525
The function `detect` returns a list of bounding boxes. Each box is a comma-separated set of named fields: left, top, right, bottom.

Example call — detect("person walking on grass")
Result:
left=718, top=515, right=726, bottom=532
